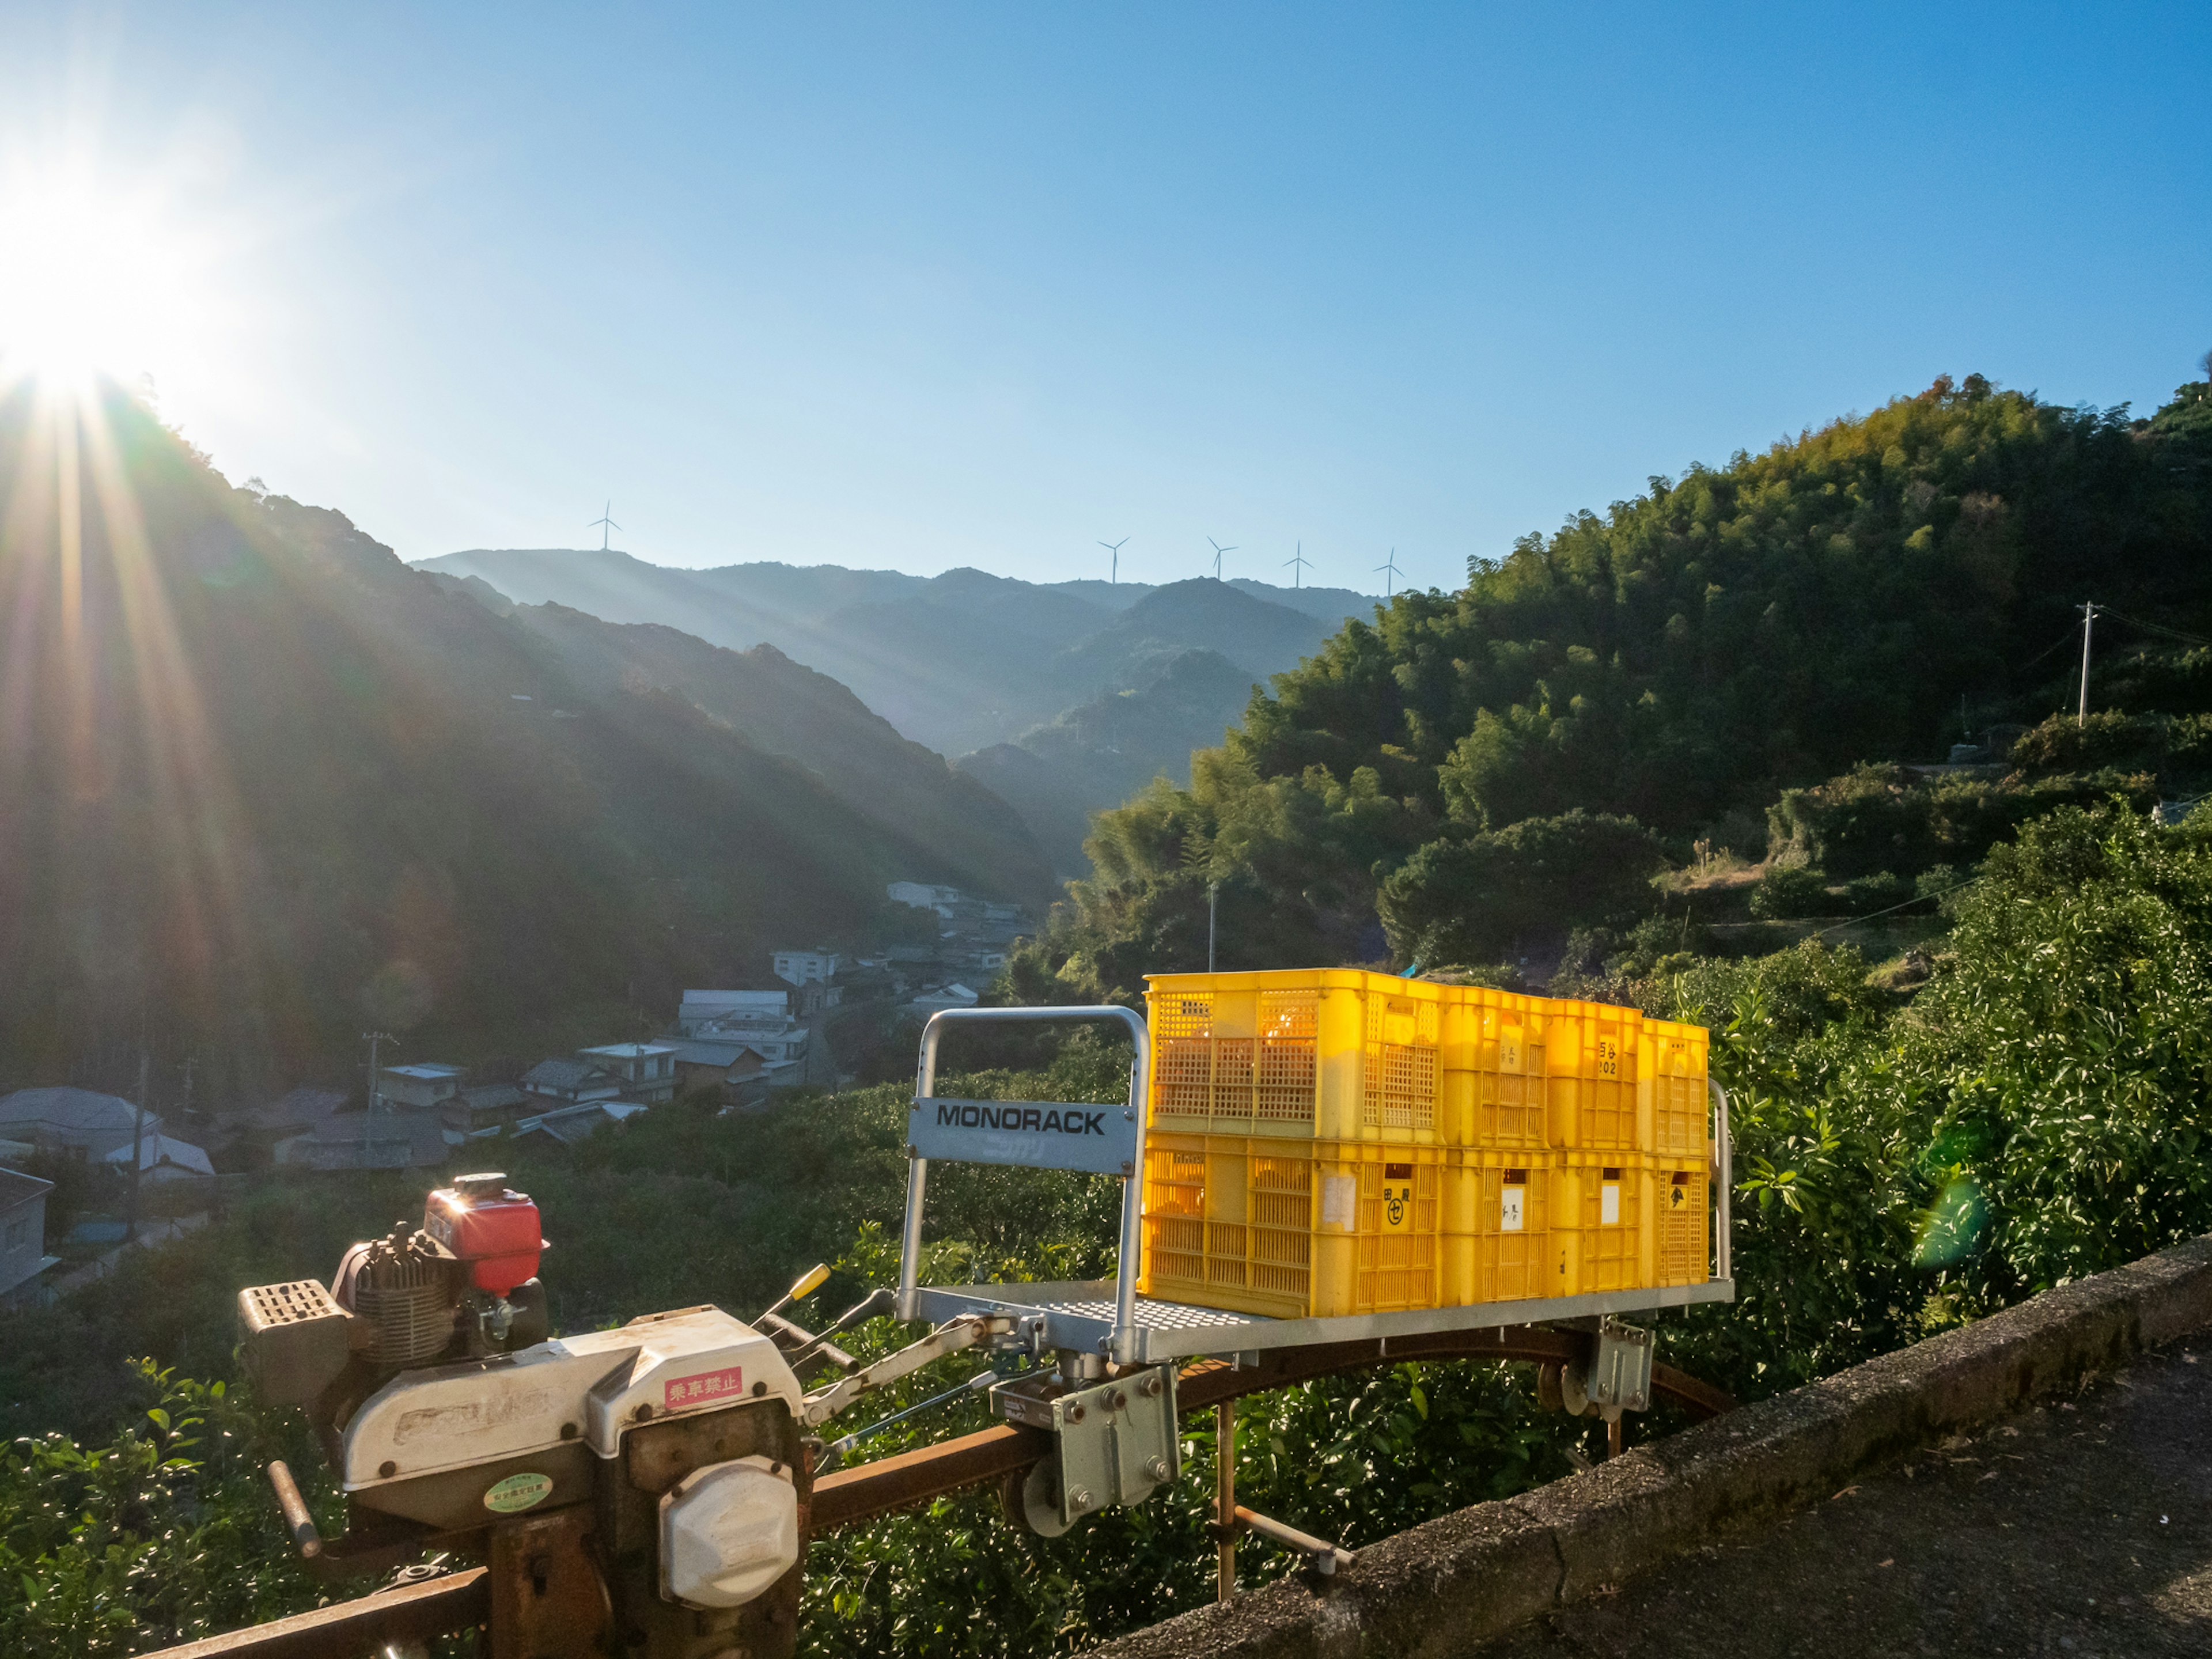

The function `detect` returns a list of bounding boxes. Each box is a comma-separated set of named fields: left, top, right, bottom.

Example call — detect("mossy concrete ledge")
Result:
left=1094, top=1235, right=2212, bottom=1659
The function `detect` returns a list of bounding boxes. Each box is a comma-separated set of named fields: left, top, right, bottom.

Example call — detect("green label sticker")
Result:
left=483, top=1472, right=554, bottom=1514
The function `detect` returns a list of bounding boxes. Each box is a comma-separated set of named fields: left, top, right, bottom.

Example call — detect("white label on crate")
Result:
left=1322, top=1175, right=1357, bottom=1229
left=1601, top=1183, right=1621, bottom=1225
left=1501, top=1186, right=1525, bottom=1232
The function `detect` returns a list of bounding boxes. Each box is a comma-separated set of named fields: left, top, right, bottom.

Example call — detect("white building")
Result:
left=576, top=1043, right=679, bottom=1104
left=376, top=1063, right=465, bottom=1111
left=678, top=989, right=790, bottom=1036
left=771, top=949, right=843, bottom=987
left=887, top=881, right=963, bottom=916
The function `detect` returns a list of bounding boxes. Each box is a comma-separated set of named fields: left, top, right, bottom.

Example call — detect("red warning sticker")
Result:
left=664, top=1365, right=744, bottom=1409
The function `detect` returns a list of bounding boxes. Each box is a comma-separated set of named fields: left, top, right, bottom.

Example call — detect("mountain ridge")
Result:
left=416, top=547, right=1373, bottom=755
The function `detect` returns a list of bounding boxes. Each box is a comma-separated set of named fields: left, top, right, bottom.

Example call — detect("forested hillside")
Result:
left=1019, top=375, right=2212, bottom=992
left=0, top=385, right=1046, bottom=1101
left=434, top=589, right=1056, bottom=909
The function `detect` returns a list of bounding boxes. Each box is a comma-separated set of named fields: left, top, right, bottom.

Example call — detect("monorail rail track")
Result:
left=145, top=1327, right=1732, bottom=1657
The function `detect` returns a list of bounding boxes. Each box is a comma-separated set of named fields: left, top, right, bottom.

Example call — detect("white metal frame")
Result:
left=898, top=1005, right=1153, bottom=1359
left=897, top=1006, right=1736, bottom=1366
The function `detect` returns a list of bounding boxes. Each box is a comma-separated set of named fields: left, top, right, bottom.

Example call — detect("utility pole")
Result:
left=363, top=1031, right=395, bottom=1158
left=179, top=1056, right=196, bottom=1125
left=2078, top=601, right=2100, bottom=724
left=125, top=1044, right=149, bottom=1244
left=1207, top=881, right=1218, bottom=974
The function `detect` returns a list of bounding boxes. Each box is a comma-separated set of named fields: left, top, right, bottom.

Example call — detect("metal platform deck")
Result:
left=912, top=1277, right=1737, bottom=1365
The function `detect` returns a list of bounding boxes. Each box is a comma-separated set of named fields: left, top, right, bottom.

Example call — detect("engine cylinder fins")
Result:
left=353, top=1221, right=457, bottom=1368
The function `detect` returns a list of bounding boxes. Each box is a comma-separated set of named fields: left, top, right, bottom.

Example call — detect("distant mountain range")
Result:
left=415, top=549, right=1380, bottom=874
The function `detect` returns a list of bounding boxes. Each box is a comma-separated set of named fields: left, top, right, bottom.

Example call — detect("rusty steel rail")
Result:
left=811, top=1324, right=1734, bottom=1531
left=138, top=1565, right=488, bottom=1658
left=143, top=1329, right=1733, bottom=1656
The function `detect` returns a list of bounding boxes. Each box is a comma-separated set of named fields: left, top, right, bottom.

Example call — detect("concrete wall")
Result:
left=1096, top=1235, right=2212, bottom=1659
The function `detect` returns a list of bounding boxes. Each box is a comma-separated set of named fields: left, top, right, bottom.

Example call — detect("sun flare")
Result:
left=0, top=166, right=224, bottom=396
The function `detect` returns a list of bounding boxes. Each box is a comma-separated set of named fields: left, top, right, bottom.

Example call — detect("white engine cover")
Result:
left=342, top=1305, right=801, bottom=1491
left=659, top=1456, right=800, bottom=1608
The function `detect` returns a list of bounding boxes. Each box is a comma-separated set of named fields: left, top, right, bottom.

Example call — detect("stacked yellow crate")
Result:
left=1544, top=999, right=1649, bottom=1296
left=1440, top=994, right=1550, bottom=1304
left=1643, top=1017, right=1711, bottom=1288
left=1138, top=971, right=1711, bottom=1318
left=1137, top=969, right=1447, bottom=1319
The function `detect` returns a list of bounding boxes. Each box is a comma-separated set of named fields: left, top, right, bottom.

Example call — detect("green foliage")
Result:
left=11, top=803, right=2212, bottom=1656
left=1377, top=810, right=1665, bottom=964
left=0, top=1365, right=327, bottom=1658
left=804, top=1358, right=1575, bottom=1659
left=1040, top=377, right=2212, bottom=994
left=1747, top=864, right=1830, bottom=920
left=1669, top=803, right=2212, bottom=1392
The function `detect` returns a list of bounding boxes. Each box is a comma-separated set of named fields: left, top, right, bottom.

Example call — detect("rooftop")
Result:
left=522, top=1058, right=612, bottom=1090
left=384, top=1063, right=464, bottom=1081
left=0, top=1086, right=151, bottom=1134
left=578, top=1043, right=678, bottom=1059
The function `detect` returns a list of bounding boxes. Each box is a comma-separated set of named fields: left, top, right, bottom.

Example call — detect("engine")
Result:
left=237, top=1174, right=809, bottom=1659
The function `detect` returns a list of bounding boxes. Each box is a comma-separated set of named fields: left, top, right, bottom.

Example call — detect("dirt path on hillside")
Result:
left=1476, top=1332, right=2212, bottom=1659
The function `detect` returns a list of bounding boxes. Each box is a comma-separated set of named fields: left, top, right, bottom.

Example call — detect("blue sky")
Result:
left=1, top=3, right=2206, bottom=594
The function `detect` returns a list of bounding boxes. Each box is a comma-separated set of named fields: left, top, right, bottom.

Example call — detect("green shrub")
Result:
left=1747, top=864, right=1830, bottom=919
left=1377, top=809, right=1665, bottom=963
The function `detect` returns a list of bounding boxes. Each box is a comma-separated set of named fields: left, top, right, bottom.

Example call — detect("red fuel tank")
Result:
left=423, top=1173, right=544, bottom=1296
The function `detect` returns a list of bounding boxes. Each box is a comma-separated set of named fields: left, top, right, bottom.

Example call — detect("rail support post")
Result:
left=1214, top=1400, right=1236, bottom=1603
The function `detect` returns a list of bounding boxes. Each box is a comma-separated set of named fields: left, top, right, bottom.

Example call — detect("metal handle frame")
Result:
left=1708, top=1077, right=1733, bottom=1283
left=899, top=1005, right=1152, bottom=1360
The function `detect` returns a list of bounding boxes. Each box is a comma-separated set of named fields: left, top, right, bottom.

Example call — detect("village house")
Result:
left=519, top=1058, right=622, bottom=1109
left=771, top=948, right=843, bottom=987
left=575, top=1043, right=679, bottom=1105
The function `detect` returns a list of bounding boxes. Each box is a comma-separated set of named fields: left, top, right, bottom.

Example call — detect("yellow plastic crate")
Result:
left=1546, top=1153, right=1650, bottom=1296
left=1642, top=1018, right=1711, bottom=1161
left=1542, top=999, right=1645, bottom=1151
left=1441, top=1147, right=1550, bottom=1305
left=1439, top=991, right=1550, bottom=1149
left=1138, top=1131, right=1442, bottom=1319
left=1145, top=970, right=1449, bottom=1143
left=1654, top=1160, right=1710, bottom=1287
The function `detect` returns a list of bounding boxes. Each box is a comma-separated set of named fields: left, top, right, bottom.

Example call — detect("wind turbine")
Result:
left=589, top=502, right=622, bottom=552
left=1207, top=536, right=1238, bottom=581
left=1098, top=537, right=1130, bottom=584
left=1283, top=541, right=1312, bottom=589
left=1374, top=547, right=1402, bottom=598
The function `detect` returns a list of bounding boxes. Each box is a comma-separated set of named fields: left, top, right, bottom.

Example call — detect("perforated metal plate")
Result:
left=911, top=1278, right=1736, bottom=1363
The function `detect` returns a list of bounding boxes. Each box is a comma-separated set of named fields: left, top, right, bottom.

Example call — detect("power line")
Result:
left=2098, top=607, right=2212, bottom=650
left=2017, top=628, right=2081, bottom=672
left=1807, top=874, right=1984, bottom=938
